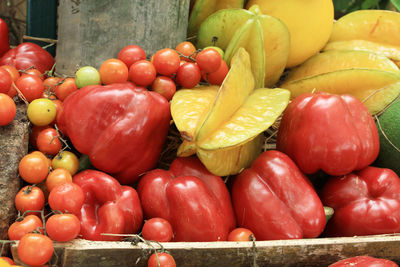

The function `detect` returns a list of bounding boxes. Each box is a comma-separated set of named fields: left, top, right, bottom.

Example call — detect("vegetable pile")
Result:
left=1, top=1, right=400, bottom=266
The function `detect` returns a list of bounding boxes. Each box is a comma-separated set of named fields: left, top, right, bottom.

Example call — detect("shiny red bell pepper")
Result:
left=137, top=157, right=236, bottom=242
left=58, top=82, right=170, bottom=185
left=321, top=166, right=400, bottom=237
left=0, top=18, right=10, bottom=57
left=276, top=92, right=379, bottom=176
left=73, top=169, right=143, bottom=241
left=231, top=150, right=326, bottom=240
left=0, top=42, right=54, bottom=73
left=329, top=256, right=398, bottom=267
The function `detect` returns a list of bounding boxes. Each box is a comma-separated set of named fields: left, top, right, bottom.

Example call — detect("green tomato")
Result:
left=75, top=66, right=101, bottom=88
left=27, top=98, right=57, bottom=126
left=204, top=46, right=225, bottom=58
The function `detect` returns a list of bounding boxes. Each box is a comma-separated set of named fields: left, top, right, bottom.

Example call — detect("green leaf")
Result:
left=361, top=0, right=380, bottom=8
left=391, top=0, right=400, bottom=10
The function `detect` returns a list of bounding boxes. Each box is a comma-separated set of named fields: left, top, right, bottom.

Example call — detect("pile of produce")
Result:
left=1, top=0, right=400, bottom=266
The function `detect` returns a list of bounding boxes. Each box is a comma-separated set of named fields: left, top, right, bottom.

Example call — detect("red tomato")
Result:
left=15, top=185, right=45, bottom=215
left=99, top=58, right=129, bottom=85
left=0, top=67, right=12, bottom=93
left=19, top=151, right=49, bottom=184
left=36, top=127, right=62, bottom=155
left=118, top=45, right=146, bottom=68
left=0, top=93, right=16, bottom=126
left=29, top=125, right=50, bottom=148
left=18, top=233, right=54, bottom=267
left=142, top=218, right=174, bottom=242
left=46, top=168, right=73, bottom=192
left=202, top=59, right=229, bottom=85
left=175, top=62, right=201, bottom=88
left=1, top=65, right=20, bottom=82
left=153, top=48, right=180, bottom=76
left=54, top=77, right=77, bottom=101
left=46, top=213, right=81, bottom=242
left=48, top=182, right=84, bottom=215
left=175, top=41, right=197, bottom=62
left=15, top=74, right=44, bottom=102
left=227, top=228, right=255, bottom=242
left=147, top=252, right=176, bottom=267
left=8, top=214, right=43, bottom=240
left=129, top=60, right=156, bottom=87
left=43, top=76, right=60, bottom=92
left=151, top=76, right=176, bottom=101
left=196, top=48, right=221, bottom=73
left=23, top=68, right=43, bottom=80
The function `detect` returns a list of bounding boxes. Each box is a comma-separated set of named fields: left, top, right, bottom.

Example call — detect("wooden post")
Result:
left=0, top=100, right=28, bottom=246
left=55, top=0, right=190, bottom=76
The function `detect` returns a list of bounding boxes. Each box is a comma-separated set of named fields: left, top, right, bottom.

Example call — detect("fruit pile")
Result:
left=0, top=1, right=400, bottom=266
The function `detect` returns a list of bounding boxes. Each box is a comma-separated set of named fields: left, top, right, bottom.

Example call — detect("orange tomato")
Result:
left=46, top=168, right=72, bottom=192
left=99, top=58, right=129, bottom=85
left=19, top=151, right=49, bottom=183
left=55, top=77, right=77, bottom=101
left=36, top=128, right=62, bottom=155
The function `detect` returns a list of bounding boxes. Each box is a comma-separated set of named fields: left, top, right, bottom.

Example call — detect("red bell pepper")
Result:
left=231, top=150, right=326, bottom=240
left=0, top=18, right=10, bottom=57
left=58, top=82, right=170, bottom=184
left=73, top=169, right=143, bottom=241
left=329, top=256, right=398, bottom=267
left=0, top=42, right=54, bottom=73
left=276, top=92, right=379, bottom=176
left=321, top=166, right=400, bottom=237
left=137, top=157, right=236, bottom=242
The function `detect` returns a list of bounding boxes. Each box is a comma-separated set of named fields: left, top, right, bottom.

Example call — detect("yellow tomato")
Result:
left=27, top=98, right=56, bottom=126
left=52, top=151, right=79, bottom=176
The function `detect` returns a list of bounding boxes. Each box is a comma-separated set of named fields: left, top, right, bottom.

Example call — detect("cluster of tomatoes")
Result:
left=0, top=41, right=232, bottom=267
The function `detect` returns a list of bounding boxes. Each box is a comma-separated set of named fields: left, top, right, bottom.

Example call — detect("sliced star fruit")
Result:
left=171, top=48, right=290, bottom=176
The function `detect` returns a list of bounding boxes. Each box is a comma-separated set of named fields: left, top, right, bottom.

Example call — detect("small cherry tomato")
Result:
left=48, top=182, right=84, bottom=215
left=43, top=76, right=60, bottom=93
left=1, top=65, right=20, bottom=82
left=129, top=60, right=156, bottom=86
left=196, top=48, right=222, bottom=73
left=36, top=127, right=62, bottom=155
left=175, top=41, right=197, bottom=62
left=23, top=68, right=43, bottom=80
left=227, top=228, right=255, bottom=242
left=75, top=66, right=101, bottom=88
left=0, top=67, right=12, bottom=94
left=15, top=74, right=44, bottom=102
left=29, top=125, right=51, bottom=148
left=99, top=58, right=129, bottom=85
left=54, top=77, right=77, bottom=101
left=19, top=151, right=49, bottom=184
left=46, top=168, right=73, bottom=192
left=151, top=76, right=176, bottom=101
left=176, top=62, right=201, bottom=88
left=27, top=98, right=57, bottom=126
left=0, top=93, right=16, bottom=126
left=147, top=252, right=176, bottom=267
left=8, top=214, right=43, bottom=240
left=15, top=185, right=45, bottom=215
left=153, top=48, right=180, bottom=76
left=118, top=45, right=146, bottom=68
left=18, top=233, right=54, bottom=267
left=202, top=59, right=229, bottom=85
left=52, top=151, right=79, bottom=175
left=142, top=218, right=174, bottom=242
left=46, top=213, right=81, bottom=242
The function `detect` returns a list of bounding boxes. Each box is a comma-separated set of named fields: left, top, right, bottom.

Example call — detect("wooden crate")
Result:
left=11, top=234, right=400, bottom=266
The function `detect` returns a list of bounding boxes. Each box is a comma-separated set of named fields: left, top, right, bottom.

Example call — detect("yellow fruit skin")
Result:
left=247, top=0, right=334, bottom=68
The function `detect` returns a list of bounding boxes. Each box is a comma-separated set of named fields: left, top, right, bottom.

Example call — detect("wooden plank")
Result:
left=55, top=0, right=190, bottom=76
left=11, top=235, right=400, bottom=266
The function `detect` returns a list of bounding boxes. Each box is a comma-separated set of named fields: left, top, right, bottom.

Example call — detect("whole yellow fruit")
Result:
left=247, top=0, right=334, bottom=68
